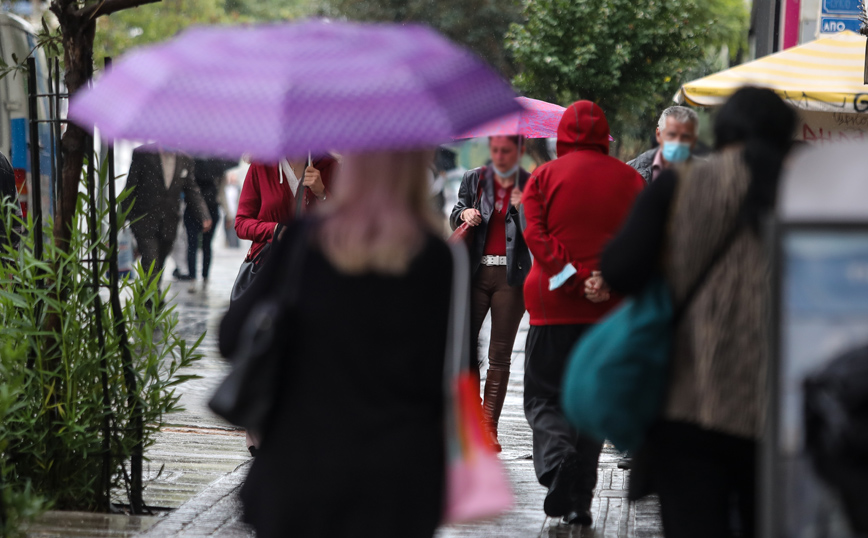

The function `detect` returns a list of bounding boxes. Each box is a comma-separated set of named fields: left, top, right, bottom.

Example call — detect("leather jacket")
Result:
left=449, top=166, right=531, bottom=287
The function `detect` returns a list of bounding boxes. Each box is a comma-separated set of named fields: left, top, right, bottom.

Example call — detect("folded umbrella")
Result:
left=69, top=19, right=521, bottom=161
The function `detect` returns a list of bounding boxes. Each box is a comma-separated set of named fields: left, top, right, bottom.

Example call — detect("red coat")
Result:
left=521, top=101, right=644, bottom=326
left=235, top=156, right=338, bottom=261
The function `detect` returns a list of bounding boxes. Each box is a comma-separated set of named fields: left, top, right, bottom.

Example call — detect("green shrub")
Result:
left=0, top=164, right=202, bottom=528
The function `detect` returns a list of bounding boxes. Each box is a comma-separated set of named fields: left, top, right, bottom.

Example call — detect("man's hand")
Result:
left=461, top=208, right=482, bottom=226
left=202, top=219, right=213, bottom=233
left=510, top=187, right=522, bottom=210
left=303, top=166, right=325, bottom=198
left=584, top=271, right=610, bottom=303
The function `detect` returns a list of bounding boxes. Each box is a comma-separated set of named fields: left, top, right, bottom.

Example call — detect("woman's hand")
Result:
left=584, top=271, right=611, bottom=303
left=510, top=187, right=522, bottom=210
left=303, top=166, right=325, bottom=198
left=461, top=208, right=482, bottom=226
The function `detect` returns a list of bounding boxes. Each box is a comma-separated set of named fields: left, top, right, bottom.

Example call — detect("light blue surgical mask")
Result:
left=661, top=141, right=691, bottom=163
left=493, top=162, right=520, bottom=178
left=663, top=140, right=690, bottom=163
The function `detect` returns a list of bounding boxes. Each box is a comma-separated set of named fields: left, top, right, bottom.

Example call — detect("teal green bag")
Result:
left=561, top=276, right=673, bottom=451
left=562, top=210, right=746, bottom=451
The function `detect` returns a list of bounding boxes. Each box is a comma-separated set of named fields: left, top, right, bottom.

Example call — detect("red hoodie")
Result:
left=521, top=101, right=644, bottom=325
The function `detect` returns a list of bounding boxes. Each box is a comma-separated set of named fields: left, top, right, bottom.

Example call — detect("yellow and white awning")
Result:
left=678, top=31, right=868, bottom=113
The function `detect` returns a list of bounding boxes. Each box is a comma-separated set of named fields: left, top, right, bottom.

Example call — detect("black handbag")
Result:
left=209, top=223, right=308, bottom=433
left=230, top=222, right=286, bottom=304
left=230, top=243, right=271, bottom=304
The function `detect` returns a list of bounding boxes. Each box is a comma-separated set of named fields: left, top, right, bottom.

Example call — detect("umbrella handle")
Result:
left=294, top=151, right=313, bottom=218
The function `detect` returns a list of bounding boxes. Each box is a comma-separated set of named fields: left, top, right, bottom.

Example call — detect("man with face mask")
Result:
left=627, top=106, right=699, bottom=183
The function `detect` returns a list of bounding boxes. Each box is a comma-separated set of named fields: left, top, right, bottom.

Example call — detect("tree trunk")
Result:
left=51, top=5, right=95, bottom=251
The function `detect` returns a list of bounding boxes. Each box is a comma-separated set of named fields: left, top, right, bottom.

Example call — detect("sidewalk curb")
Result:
left=139, top=460, right=253, bottom=537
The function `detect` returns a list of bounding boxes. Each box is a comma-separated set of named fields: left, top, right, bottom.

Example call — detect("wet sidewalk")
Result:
left=27, top=239, right=663, bottom=537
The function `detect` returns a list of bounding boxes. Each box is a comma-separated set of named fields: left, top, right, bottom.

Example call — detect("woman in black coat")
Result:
left=219, top=149, right=452, bottom=538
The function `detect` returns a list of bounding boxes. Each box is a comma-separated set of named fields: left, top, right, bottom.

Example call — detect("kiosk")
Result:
left=766, top=141, right=868, bottom=537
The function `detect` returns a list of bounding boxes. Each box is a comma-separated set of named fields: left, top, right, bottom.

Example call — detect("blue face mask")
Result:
left=661, top=141, right=691, bottom=163
left=493, top=162, right=520, bottom=178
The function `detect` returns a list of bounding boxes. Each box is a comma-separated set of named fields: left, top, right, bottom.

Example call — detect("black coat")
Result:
left=219, top=222, right=449, bottom=537
left=449, top=166, right=531, bottom=287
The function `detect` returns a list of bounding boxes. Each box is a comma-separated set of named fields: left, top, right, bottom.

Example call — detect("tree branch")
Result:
left=74, top=0, right=162, bottom=21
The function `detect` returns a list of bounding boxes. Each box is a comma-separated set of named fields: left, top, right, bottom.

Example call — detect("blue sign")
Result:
left=822, top=0, right=861, bottom=15
left=820, top=16, right=862, bottom=33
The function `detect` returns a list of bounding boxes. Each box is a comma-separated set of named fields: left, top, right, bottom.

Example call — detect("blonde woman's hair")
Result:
left=317, top=149, right=440, bottom=275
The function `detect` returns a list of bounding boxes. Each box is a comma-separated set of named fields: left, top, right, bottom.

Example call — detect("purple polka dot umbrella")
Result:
left=68, top=19, right=521, bottom=162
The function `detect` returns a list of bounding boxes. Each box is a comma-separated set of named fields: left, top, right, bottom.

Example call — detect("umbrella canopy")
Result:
left=678, top=31, right=868, bottom=114
left=454, top=96, right=565, bottom=139
left=69, top=20, right=521, bottom=161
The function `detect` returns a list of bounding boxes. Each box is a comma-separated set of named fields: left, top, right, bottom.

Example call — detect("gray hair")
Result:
left=657, top=106, right=699, bottom=132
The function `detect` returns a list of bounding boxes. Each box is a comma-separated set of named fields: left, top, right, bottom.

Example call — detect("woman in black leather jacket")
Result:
left=449, top=135, right=531, bottom=451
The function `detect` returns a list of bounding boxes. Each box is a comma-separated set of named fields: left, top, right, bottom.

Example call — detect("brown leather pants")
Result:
left=470, top=265, right=526, bottom=447
left=470, top=265, right=526, bottom=372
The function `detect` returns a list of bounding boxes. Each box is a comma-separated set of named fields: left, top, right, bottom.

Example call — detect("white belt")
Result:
left=481, top=255, right=507, bottom=266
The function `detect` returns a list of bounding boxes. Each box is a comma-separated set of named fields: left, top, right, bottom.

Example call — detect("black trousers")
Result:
left=134, top=231, right=174, bottom=287
left=185, top=203, right=220, bottom=279
left=524, top=324, right=602, bottom=498
left=645, top=421, right=757, bottom=538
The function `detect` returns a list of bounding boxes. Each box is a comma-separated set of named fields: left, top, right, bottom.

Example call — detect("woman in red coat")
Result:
left=235, top=155, right=339, bottom=264
left=234, top=154, right=338, bottom=454
left=520, top=101, right=645, bottom=526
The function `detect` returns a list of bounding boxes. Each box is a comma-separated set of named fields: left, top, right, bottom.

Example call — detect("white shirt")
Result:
left=159, top=151, right=176, bottom=189
left=279, top=159, right=300, bottom=196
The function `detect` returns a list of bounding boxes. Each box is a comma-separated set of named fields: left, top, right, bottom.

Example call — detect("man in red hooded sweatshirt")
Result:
left=521, top=101, right=645, bottom=526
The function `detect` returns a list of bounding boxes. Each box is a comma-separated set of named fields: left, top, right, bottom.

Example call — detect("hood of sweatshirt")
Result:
left=556, top=100, right=610, bottom=158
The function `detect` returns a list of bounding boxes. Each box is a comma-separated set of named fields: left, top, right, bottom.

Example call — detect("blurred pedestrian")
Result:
left=449, top=135, right=531, bottom=451
left=0, top=150, right=22, bottom=252
left=221, top=169, right=242, bottom=248
left=219, top=149, right=450, bottom=538
left=521, top=101, right=644, bottom=526
left=235, top=155, right=338, bottom=265
left=596, top=87, right=797, bottom=537
left=627, top=106, right=699, bottom=183
left=184, top=158, right=237, bottom=293
left=233, top=154, right=338, bottom=453
left=619, top=107, right=699, bottom=471
left=122, top=144, right=211, bottom=292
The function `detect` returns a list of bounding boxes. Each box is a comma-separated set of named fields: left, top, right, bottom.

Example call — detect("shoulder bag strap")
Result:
left=473, top=167, right=486, bottom=210
left=444, top=241, right=472, bottom=386
left=270, top=220, right=311, bottom=306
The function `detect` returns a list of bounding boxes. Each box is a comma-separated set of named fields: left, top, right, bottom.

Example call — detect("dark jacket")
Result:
left=449, top=165, right=531, bottom=287
left=627, top=147, right=700, bottom=183
left=0, top=152, right=21, bottom=248
left=122, top=144, right=209, bottom=243
left=626, top=147, right=657, bottom=183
